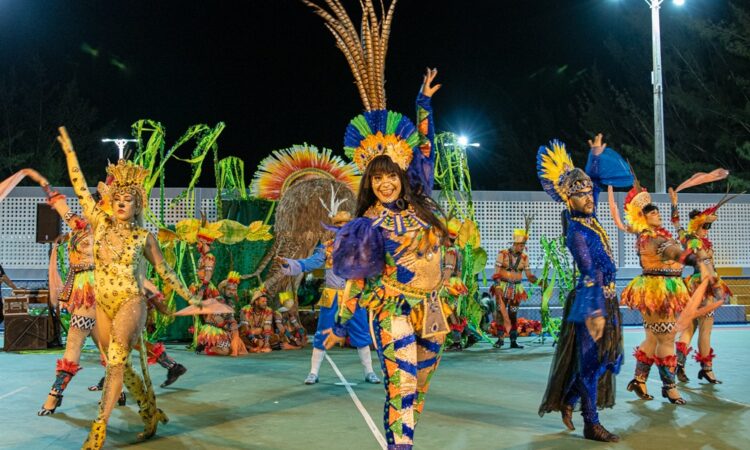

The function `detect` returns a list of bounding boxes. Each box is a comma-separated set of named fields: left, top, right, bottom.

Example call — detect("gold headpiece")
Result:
left=106, top=159, right=149, bottom=205
left=353, top=131, right=414, bottom=172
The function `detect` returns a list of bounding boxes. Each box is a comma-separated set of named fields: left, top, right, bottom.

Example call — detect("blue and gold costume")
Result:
left=537, top=141, right=631, bottom=441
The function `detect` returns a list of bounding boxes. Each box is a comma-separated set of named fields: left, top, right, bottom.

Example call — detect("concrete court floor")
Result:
left=0, top=326, right=748, bottom=450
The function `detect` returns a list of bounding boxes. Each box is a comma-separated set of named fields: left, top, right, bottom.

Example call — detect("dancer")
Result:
left=613, top=173, right=698, bottom=404
left=277, top=207, right=380, bottom=385
left=671, top=188, right=739, bottom=384
left=305, top=2, right=452, bottom=446
left=57, top=127, right=197, bottom=449
left=538, top=135, right=631, bottom=442
left=322, top=69, right=448, bottom=449
left=24, top=169, right=104, bottom=416
left=491, top=217, right=537, bottom=349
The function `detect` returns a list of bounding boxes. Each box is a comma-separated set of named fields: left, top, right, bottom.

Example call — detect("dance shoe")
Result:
left=161, top=363, right=187, bottom=387
left=561, top=405, right=575, bottom=431
left=365, top=372, right=381, bottom=384
left=38, top=393, right=63, bottom=416
left=698, top=369, right=722, bottom=384
left=626, top=379, right=654, bottom=400
left=583, top=423, right=619, bottom=442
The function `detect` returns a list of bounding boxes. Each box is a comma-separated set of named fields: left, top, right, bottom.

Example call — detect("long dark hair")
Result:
left=356, top=155, right=448, bottom=238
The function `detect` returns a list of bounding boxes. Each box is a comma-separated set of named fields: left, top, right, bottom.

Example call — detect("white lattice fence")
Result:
left=3, top=189, right=750, bottom=275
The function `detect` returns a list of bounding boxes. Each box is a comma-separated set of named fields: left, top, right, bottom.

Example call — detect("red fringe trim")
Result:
left=675, top=342, right=693, bottom=356
left=147, top=342, right=165, bottom=365
left=56, top=358, right=82, bottom=374
left=694, top=348, right=716, bottom=364
left=633, top=347, right=655, bottom=365
left=450, top=318, right=467, bottom=332
left=654, top=354, right=678, bottom=368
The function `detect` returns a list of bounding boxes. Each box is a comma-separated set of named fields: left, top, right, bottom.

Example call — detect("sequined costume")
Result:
left=279, top=237, right=377, bottom=383
left=672, top=195, right=736, bottom=384
left=60, top=132, right=194, bottom=449
left=491, top=225, right=537, bottom=349
left=537, top=140, right=631, bottom=442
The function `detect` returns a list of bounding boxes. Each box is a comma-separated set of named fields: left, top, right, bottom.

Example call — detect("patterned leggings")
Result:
left=371, top=310, right=445, bottom=449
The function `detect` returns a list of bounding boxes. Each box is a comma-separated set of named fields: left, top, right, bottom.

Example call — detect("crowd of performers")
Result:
left=1, top=1, right=737, bottom=449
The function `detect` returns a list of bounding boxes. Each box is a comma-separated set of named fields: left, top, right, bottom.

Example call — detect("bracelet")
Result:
left=46, top=192, right=66, bottom=206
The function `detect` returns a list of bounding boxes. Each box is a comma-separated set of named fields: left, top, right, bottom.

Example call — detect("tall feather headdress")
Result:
left=303, top=0, right=418, bottom=173
left=536, top=140, right=592, bottom=204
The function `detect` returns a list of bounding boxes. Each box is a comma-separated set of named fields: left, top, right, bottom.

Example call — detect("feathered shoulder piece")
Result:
left=251, top=144, right=359, bottom=201
left=536, top=140, right=591, bottom=203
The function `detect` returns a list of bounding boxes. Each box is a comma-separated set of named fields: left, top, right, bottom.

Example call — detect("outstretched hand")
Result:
left=588, top=133, right=606, bottom=156
left=421, top=67, right=441, bottom=97
left=56, top=127, right=75, bottom=155
left=322, top=328, right=345, bottom=349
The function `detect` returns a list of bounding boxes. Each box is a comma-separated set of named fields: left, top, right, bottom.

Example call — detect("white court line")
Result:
left=325, top=353, right=387, bottom=450
left=647, top=379, right=750, bottom=408
left=0, top=386, right=28, bottom=400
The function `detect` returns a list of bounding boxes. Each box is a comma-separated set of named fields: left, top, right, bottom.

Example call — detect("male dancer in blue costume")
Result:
left=278, top=209, right=380, bottom=385
left=537, top=134, right=632, bottom=442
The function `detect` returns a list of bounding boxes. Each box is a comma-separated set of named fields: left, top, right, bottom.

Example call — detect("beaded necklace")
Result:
left=570, top=216, right=613, bottom=261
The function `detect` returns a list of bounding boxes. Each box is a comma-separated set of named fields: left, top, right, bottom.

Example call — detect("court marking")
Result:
left=0, top=387, right=28, bottom=401
left=325, top=353, right=387, bottom=450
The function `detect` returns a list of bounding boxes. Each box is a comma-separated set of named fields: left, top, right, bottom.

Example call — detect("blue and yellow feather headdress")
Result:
left=536, top=140, right=592, bottom=204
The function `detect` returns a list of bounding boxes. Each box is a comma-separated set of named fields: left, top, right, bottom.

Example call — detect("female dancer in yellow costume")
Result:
left=56, top=127, right=198, bottom=449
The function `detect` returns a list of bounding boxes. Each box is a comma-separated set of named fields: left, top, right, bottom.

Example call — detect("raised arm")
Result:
left=57, top=127, right=106, bottom=228
left=668, top=187, right=685, bottom=235
left=143, top=233, right=195, bottom=305
left=410, top=68, right=440, bottom=195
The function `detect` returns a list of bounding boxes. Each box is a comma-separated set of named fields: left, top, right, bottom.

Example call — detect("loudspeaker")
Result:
left=3, top=315, right=48, bottom=351
left=36, top=203, right=61, bottom=243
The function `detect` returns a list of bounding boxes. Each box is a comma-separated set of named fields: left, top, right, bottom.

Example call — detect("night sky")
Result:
left=0, top=0, right=723, bottom=189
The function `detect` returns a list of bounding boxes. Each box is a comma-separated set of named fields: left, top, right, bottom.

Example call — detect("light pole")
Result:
left=102, top=138, right=138, bottom=160
left=645, top=0, right=684, bottom=192
left=648, top=0, right=667, bottom=193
